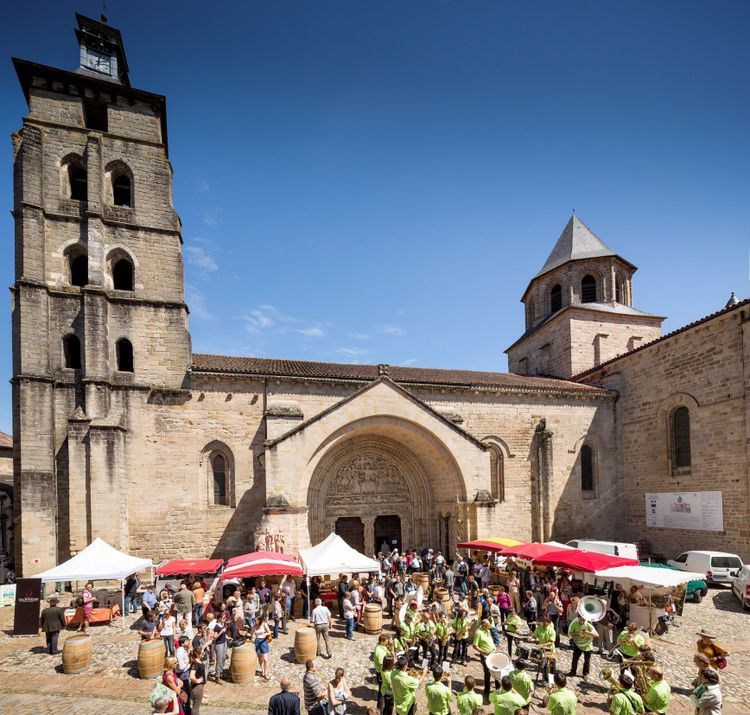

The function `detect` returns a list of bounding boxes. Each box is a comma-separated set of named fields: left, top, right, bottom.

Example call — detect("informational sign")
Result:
left=13, top=578, right=42, bottom=635
left=645, top=491, right=724, bottom=532
left=0, top=584, right=16, bottom=607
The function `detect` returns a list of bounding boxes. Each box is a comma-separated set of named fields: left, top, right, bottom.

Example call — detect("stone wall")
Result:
left=579, top=304, right=750, bottom=561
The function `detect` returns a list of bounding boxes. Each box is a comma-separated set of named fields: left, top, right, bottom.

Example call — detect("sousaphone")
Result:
left=577, top=595, right=606, bottom=622
left=398, top=586, right=424, bottom=625
left=486, top=651, right=512, bottom=679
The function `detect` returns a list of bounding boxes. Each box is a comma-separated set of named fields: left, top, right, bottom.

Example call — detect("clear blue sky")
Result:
left=1, top=0, right=748, bottom=435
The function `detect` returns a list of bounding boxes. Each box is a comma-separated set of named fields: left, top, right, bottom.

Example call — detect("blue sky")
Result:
left=0, top=0, right=748, bottom=435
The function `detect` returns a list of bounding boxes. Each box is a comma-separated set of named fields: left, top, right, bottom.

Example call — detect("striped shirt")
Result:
left=303, top=671, right=324, bottom=711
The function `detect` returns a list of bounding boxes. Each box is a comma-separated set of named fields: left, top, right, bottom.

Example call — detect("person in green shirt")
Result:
left=381, top=655, right=395, bottom=715
left=609, top=671, right=645, bottom=715
left=451, top=608, right=470, bottom=665
left=509, top=659, right=533, bottom=706
left=502, top=608, right=523, bottom=658
left=417, top=610, right=439, bottom=669
left=534, top=613, right=557, bottom=680
left=401, top=613, right=418, bottom=668
left=456, top=675, right=484, bottom=715
left=473, top=619, right=498, bottom=698
left=489, top=675, right=526, bottom=715
left=642, top=666, right=670, bottom=714
left=435, top=611, right=451, bottom=665
left=616, top=623, right=646, bottom=661
left=567, top=614, right=596, bottom=680
left=373, top=633, right=391, bottom=710
left=392, top=655, right=427, bottom=715
left=545, top=672, right=577, bottom=715
left=425, top=667, right=453, bottom=715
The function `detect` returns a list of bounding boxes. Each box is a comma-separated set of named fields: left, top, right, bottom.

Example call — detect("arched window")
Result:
left=212, top=454, right=227, bottom=505
left=615, top=275, right=624, bottom=304
left=116, top=338, right=134, bottom=372
left=69, top=253, right=88, bottom=287
left=112, top=174, right=132, bottom=207
left=672, top=407, right=691, bottom=470
left=68, top=162, right=87, bottom=201
left=489, top=445, right=505, bottom=501
left=63, top=334, right=82, bottom=369
left=581, top=274, right=597, bottom=303
left=580, top=444, right=595, bottom=491
left=526, top=297, right=536, bottom=329
left=112, top=258, right=134, bottom=291
left=550, top=284, right=562, bottom=313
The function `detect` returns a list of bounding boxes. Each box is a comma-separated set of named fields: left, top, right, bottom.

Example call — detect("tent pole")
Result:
left=121, top=580, right=125, bottom=629
left=306, top=575, right=311, bottom=618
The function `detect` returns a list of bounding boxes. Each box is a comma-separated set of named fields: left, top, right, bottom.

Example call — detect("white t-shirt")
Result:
left=343, top=598, right=354, bottom=619
left=160, top=615, right=175, bottom=637
left=311, top=604, right=331, bottom=625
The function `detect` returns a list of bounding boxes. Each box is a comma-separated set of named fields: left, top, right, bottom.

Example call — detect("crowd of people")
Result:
left=95, top=546, right=730, bottom=714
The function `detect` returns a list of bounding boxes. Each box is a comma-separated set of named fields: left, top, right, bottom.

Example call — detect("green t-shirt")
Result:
left=534, top=621, right=556, bottom=652
left=456, top=689, right=484, bottom=715
left=547, top=687, right=577, bottom=715
left=373, top=644, right=388, bottom=674
left=568, top=618, right=595, bottom=651
left=392, top=670, right=420, bottom=715
left=380, top=669, right=393, bottom=697
left=643, top=680, right=670, bottom=714
left=425, top=680, right=452, bottom=715
left=417, top=620, right=436, bottom=639
left=400, top=621, right=414, bottom=641
left=472, top=627, right=494, bottom=653
left=617, top=631, right=645, bottom=659
left=505, top=613, right=522, bottom=633
left=509, top=668, right=533, bottom=705
left=489, top=688, right=526, bottom=715
left=610, top=689, right=645, bottom=715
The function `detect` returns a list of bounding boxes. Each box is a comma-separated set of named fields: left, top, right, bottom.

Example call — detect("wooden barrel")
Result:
left=137, top=639, right=165, bottom=679
left=363, top=603, right=383, bottom=634
left=412, top=573, right=429, bottom=592
left=435, top=587, right=451, bottom=615
left=62, top=634, right=92, bottom=674
left=294, top=626, right=317, bottom=664
left=393, top=599, right=403, bottom=629
left=230, top=643, right=258, bottom=684
left=293, top=596, right=304, bottom=618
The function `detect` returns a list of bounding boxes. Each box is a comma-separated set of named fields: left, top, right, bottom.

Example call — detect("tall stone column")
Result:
left=362, top=516, right=376, bottom=556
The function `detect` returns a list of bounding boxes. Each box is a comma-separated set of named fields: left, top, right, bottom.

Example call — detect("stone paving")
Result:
left=0, top=586, right=748, bottom=713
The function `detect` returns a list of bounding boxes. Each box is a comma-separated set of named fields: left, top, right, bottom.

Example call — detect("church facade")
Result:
left=10, top=16, right=750, bottom=575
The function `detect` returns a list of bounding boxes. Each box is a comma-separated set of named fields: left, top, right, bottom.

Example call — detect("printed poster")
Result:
left=645, top=491, right=724, bottom=532
left=0, top=584, right=15, bottom=607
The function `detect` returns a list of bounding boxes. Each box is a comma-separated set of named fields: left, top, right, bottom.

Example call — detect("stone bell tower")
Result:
left=506, top=215, right=664, bottom=379
left=11, top=14, right=191, bottom=573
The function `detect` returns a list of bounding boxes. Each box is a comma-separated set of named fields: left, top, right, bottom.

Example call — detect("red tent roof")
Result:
left=533, top=550, right=638, bottom=572
left=499, top=542, right=571, bottom=561
left=222, top=551, right=304, bottom=579
left=156, top=559, right=224, bottom=576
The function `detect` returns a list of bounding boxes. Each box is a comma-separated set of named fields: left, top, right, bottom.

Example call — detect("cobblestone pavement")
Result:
left=1, top=586, right=748, bottom=713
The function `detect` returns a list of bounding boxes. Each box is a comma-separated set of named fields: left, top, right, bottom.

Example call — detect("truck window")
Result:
left=711, top=556, right=742, bottom=569
left=674, top=553, right=688, bottom=563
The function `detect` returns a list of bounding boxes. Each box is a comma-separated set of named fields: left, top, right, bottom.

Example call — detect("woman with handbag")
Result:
left=328, top=667, right=352, bottom=715
left=254, top=614, right=273, bottom=681
left=162, top=656, right=187, bottom=714
left=696, top=629, right=729, bottom=670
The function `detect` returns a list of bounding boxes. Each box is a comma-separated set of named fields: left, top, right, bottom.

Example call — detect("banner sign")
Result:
left=0, top=584, right=15, bottom=607
left=12, top=578, right=42, bottom=635
left=645, top=491, right=724, bottom=532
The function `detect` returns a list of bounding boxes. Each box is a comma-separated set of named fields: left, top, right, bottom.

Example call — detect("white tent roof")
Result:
left=33, top=537, right=153, bottom=582
left=300, top=533, right=381, bottom=577
left=594, top=564, right=704, bottom=594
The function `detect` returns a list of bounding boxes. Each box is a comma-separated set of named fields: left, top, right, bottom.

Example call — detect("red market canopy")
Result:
left=156, top=559, right=224, bottom=576
left=533, top=550, right=638, bottom=572
left=499, top=542, right=572, bottom=561
left=457, top=537, right=523, bottom=553
left=222, top=551, right=304, bottom=579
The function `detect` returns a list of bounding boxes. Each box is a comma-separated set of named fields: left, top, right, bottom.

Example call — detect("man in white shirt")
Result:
left=309, top=597, right=332, bottom=659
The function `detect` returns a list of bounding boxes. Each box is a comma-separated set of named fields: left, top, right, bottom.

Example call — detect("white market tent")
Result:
left=300, top=533, right=381, bottom=614
left=33, top=537, right=153, bottom=627
left=594, top=564, right=704, bottom=595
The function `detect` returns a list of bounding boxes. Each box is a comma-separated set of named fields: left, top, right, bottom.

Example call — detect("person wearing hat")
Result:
left=39, top=596, right=66, bottom=655
left=696, top=629, right=729, bottom=670
left=609, top=670, right=644, bottom=714
left=616, top=622, right=645, bottom=660
left=690, top=667, right=723, bottom=715
left=643, top=665, right=671, bottom=714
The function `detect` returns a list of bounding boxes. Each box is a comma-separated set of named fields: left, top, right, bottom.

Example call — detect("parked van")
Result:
left=668, top=551, right=744, bottom=584
left=565, top=539, right=639, bottom=561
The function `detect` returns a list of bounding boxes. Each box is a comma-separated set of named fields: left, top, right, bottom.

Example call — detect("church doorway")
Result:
left=374, top=514, right=401, bottom=554
left=335, top=517, right=365, bottom=553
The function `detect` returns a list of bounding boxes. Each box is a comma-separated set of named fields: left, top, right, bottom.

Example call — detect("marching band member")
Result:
left=534, top=612, right=557, bottom=677
left=434, top=610, right=452, bottom=665
left=567, top=612, right=597, bottom=680
left=509, top=658, right=533, bottom=707
left=380, top=654, right=395, bottom=715
left=456, top=675, right=484, bottom=715
left=451, top=608, right=470, bottom=666
left=472, top=618, right=498, bottom=699
left=545, top=671, right=577, bottom=715
left=399, top=611, right=418, bottom=668
left=417, top=609, right=439, bottom=669
left=642, top=665, right=671, bottom=714
left=608, top=671, right=645, bottom=715
left=373, top=633, right=392, bottom=710
left=392, top=655, right=427, bottom=715
left=489, top=674, right=525, bottom=715
left=502, top=607, right=523, bottom=658
left=616, top=622, right=645, bottom=661
left=425, top=667, right=453, bottom=715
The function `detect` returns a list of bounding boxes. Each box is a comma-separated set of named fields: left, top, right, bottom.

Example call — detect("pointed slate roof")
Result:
left=535, top=215, right=620, bottom=278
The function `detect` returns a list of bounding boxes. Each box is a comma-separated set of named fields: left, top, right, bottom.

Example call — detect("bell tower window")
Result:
left=112, top=258, right=134, bottom=291
left=68, top=163, right=87, bottom=201
left=69, top=253, right=88, bottom=287
left=83, top=99, right=108, bottom=132
left=550, top=284, right=562, bottom=313
left=116, top=338, right=134, bottom=372
left=581, top=274, right=597, bottom=303
left=63, top=334, right=82, bottom=370
left=112, top=174, right=132, bottom=207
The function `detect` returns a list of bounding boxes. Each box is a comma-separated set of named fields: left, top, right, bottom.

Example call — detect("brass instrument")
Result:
left=598, top=659, right=655, bottom=703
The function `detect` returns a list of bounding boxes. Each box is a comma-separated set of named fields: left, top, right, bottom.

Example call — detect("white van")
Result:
left=565, top=539, right=639, bottom=561
left=668, top=551, right=744, bottom=584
